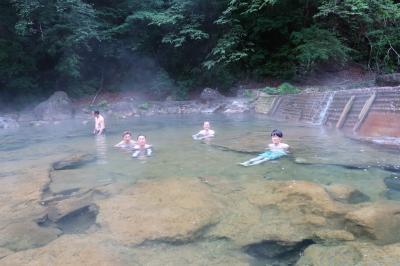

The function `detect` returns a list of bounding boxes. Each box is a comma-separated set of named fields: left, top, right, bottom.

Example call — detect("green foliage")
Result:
left=261, top=83, right=300, bottom=95
left=203, top=25, right=249, bottom=69
left=147, top=70, right=175, bottom=99
left=316, top=0, right=400, bottom=72
left=1, top=0, right=400, bottom=106
left=291, top=26, right=351, bottom=73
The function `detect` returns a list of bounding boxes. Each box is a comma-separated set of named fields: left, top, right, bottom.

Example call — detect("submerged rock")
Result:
left=345, top=202, right=400, bottom=244
left=296, top=244, right=363, bottom=266
left=325, top=184, right=369, bottom=204
left=208, top=180, right=353, bottom=248
left=52, top=154, right=96, bottom=170
left=0, top=248, right=13, bottom=259
left=384, top=174, right=400, bottom=191
left=0, top=222, right=61, bottom=251
left=244, top=239, right=314, bottom=264
left=0, top=235, right=129, bottom=266
left=96, top=178, right=223, bottom=245
left=384, top=189, right=400, bottom=201
left=297, top=242, right=400, bottom=266
left=44, top=193, right=98, bottom=231
left=211, top=132, right=266, bottom=154
left=129, top=240, right=252, bottom=266
left=33, top=91, right=74, bottom=121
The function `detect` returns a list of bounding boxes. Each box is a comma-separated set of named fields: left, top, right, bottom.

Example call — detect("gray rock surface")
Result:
left=376, top=73, right=400, bottom=86
left=34, top=91, right=74, bottom=121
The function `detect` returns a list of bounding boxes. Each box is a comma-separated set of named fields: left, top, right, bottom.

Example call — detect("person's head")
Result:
left=271, top=129, right=283, bottom=144
left=203, top=121, right=211, bottom=130
left=93, top=110, right=100, bottom=117
left=122, top=131, right=132, bottom=142
left=137, top=135, right=147, bottom=146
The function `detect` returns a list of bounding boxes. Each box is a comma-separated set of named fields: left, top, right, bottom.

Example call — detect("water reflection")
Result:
left=95, top=135, right=107, bottom=164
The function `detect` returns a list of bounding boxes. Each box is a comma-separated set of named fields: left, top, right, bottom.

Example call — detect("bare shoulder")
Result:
left=268, top=143, right=275, bottom=148
left=281, top=143, right=290, bottom=149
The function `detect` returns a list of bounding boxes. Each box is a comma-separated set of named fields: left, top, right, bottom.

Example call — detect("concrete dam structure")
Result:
left=255, top=86, right=400, bottom=144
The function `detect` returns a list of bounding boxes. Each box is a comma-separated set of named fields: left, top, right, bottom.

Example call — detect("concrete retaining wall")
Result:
left=255, top=86, right=400, bottom=140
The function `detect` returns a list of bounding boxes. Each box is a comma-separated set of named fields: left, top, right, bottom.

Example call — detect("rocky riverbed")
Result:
left=1, top=150, right=400, bottom=265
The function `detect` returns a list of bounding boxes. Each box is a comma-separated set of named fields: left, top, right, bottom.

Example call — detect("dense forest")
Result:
left=1, top=0, right=400, bottom=104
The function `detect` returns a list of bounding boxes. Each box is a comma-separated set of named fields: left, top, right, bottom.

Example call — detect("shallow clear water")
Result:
left=0, top=114, right=399, bottom=264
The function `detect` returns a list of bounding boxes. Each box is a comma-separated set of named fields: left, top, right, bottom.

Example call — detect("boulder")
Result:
left=96, top=178, right=223, bottom=245
left=33, top=91, right=73, bottom=121
left=200, top=88, right=224, bottom=102
left=376, top=73, right=400, bottom=86
left=325, top=184, right=369, bottom=204
left=345, top=202, right=400, bottom=244
left=52, top=153, right=96, bottom=170
left=0, top=116, right=19, bottom=129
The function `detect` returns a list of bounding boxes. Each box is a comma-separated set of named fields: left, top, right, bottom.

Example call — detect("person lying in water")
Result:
left=132, top=135, right=153, bottom=158
left=240, top=129, right=289, bottom=166
left=192, top=121, right=215, bottom=140
left=114, top=131, right=136, bottom=150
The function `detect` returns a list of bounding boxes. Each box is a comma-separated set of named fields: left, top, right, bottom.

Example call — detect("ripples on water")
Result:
left=0, top=114, right=399, bottom=264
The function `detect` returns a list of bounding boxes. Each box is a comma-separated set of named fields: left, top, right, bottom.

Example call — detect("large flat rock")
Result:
left=96, top=178, right=223, bottom=245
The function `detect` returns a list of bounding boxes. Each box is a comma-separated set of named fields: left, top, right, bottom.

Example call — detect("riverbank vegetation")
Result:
left=1, top=0, right=400, bottom=104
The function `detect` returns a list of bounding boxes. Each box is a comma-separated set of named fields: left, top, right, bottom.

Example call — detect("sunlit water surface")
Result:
left=0, top=114, right=399, bottom=264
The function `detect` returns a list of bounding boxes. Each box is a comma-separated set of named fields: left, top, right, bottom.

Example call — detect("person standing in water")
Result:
left=93, top=110, right=105, bottom=135
left=240, top=129, right=289, bottom=166
left=192, top=121, right=215, bottom=140
left=132, top=135, right=153, bottom=158
left=114, top=131, right=136, bottom=150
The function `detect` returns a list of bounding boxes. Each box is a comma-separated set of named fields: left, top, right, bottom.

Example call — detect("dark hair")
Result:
left=271, top=129, right=283, bottom=138
left=94, top=110, right=100, bottom=115
left=122, top=131, right=132, bottom=137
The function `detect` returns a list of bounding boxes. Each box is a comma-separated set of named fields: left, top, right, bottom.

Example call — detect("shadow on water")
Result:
left=37, top=204, right=99, bottom=235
